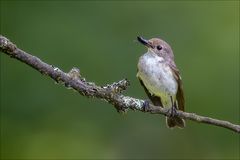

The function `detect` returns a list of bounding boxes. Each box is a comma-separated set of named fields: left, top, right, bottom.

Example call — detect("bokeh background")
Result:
left=0, top=1, right=239, bottom=159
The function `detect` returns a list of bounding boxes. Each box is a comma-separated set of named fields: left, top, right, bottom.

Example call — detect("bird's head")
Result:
left=137, top=36, right=174, bottom=60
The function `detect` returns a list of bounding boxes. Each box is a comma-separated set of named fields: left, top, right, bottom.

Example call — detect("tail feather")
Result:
left=166, top=117, right=185, bottom=128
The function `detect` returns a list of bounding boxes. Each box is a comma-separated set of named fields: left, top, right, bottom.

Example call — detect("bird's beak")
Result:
left=137, top=36, right=153, bottom=48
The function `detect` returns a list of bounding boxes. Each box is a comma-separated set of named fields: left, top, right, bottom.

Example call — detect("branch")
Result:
left=1, top=35, right=239, bottom=133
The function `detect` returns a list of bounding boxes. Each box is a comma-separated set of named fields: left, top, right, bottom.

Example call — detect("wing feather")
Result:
left=169, top=63, right=185, bottom=111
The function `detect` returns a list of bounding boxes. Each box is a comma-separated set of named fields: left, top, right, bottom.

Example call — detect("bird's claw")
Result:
left=143, top=99, right=150, bottom=112
left=167, top=106, right=177, bottom=117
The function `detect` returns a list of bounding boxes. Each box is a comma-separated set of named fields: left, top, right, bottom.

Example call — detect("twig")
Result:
left=0, top=35, right=239, bottom=133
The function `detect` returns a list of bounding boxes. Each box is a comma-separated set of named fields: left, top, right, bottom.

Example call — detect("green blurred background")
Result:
left=0, top=1, right=239, bottom=159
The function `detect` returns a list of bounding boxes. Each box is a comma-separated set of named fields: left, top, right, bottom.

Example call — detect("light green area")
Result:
left=0, top=1, right=239, bottom=159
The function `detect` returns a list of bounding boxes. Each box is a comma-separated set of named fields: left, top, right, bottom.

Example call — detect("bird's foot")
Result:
left=143, top=99, right=150, bottom=112
left=167, top=106, right=177, bottom=117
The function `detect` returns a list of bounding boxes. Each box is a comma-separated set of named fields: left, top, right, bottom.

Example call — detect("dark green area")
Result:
left=0, top=1, right=239, bottom=159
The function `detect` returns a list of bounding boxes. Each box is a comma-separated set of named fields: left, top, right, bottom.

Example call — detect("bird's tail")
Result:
left=166, top=117, right=185, bottom=128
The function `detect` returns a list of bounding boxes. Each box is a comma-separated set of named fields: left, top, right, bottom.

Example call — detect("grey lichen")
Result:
left=0, top=36, right=16, bottom=53
left=120, top=96, right=144, bottom=111
left=68, top=67, right=81, bottom=80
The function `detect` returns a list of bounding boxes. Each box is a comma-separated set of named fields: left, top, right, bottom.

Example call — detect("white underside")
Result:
left=137, top=51, right=177, bottom=108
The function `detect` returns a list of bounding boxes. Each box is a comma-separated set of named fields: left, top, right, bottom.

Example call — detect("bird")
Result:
left=136, top=36, right=185, bottom=128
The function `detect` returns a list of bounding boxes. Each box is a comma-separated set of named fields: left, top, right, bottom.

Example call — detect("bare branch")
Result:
left=1, top=35, right=239, bottom=133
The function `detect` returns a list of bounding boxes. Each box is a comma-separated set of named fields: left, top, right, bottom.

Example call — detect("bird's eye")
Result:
left=157, top=45, right=162, bottom=50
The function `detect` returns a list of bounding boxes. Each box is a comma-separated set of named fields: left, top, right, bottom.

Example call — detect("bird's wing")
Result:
left=169, top=63, right=185, bottom=111
left=137, top=76, right=163, bottom=107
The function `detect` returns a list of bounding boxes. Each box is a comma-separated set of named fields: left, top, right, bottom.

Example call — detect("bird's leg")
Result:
left=168, top=96, right=177, bottom=117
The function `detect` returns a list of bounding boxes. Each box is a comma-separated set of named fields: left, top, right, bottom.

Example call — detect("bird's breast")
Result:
left=137, top=53, right=178, bottom=97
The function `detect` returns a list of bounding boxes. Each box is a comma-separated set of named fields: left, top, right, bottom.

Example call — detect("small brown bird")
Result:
left=137, top=36, right=185, bottom=128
